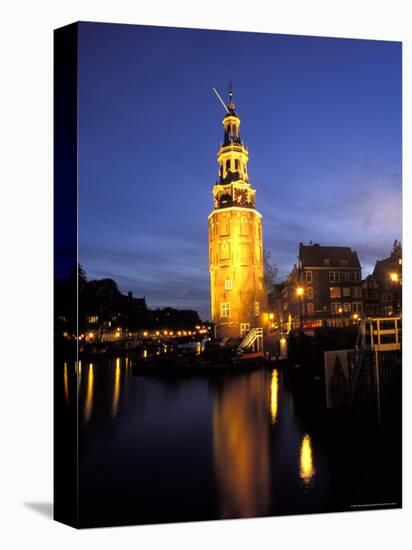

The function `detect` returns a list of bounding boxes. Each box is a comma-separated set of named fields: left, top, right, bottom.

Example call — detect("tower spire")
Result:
left=227, top=80, right=236, bottom=114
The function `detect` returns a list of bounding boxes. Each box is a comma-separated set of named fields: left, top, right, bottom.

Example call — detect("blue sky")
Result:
left=78, top=22, right=402, bottom=320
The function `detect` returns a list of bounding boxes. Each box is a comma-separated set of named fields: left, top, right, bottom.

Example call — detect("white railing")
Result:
left=356, top=317, right=401, bottom=352
left=238, top=327, right=263, bottom=353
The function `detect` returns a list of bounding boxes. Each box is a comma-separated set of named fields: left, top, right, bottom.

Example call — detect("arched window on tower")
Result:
left=226, top=159, right=231, bottom=172
left=235, top=159, right=240, bottom=171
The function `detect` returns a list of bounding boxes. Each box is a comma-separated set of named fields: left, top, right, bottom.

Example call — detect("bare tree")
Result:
left=263, top=249, right=278, bottom=294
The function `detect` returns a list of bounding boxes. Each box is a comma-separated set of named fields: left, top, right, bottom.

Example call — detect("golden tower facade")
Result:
left=209, top=90, right=265, bottom=339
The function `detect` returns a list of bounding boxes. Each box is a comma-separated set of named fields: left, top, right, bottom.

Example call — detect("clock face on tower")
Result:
left=234, top=188, right=248, bottom=205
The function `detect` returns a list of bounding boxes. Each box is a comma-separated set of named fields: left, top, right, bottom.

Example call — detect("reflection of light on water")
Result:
left=143, top=349, right=147, bottom=359
left=213, top=371, right=271, bottom=518
left=84, top=363, right=94, bottom=424
left=112, top=358, right=121, bottom=418
left=76, top=360, right=82, bottom=387
left=280, top=337, right=287, bottom=359
left=270, top=369, right=279, bottom=424
left=300, top=433, right=315, bottom=486
left=63, top=362, right=69, bottom=404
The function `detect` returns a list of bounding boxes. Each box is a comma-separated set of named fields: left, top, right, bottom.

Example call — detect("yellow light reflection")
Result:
left=300, top=433, right=315, bottom=486
left=63, top=362, right=69, bottom=404
left=76, top=360, right=82, bottom=387
left=270, top=369, right=279, bottom=424
left=112, top=358, right=121, bottom=418
left=83, top=363, right=94, bottom=424
left=143, top=349, right=148, bottom=359
left=213, top=371, right=270, bottom=518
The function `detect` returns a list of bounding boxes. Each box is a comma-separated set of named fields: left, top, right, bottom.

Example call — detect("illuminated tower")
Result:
left=209, top=88, right=265, bottom=339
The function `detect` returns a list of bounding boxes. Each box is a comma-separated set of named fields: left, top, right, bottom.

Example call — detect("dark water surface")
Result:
left=62, top=356, right=401, bottom=527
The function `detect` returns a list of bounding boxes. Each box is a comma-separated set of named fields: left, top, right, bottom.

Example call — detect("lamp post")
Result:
left=296, top=287, right=304, bottom=330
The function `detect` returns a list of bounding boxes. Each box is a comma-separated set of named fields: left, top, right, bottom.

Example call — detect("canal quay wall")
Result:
left=273, top=328, right=401, bottom=419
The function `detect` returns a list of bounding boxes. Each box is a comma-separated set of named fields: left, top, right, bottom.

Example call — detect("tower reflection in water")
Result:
left=299, top=433, right=315, bottom=486
left=213, top=370, right=271, bottom=519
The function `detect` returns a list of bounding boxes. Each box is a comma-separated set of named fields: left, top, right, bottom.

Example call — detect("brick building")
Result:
left=278, top=243, right=363, bottom=329
left=372, top=240, right=402, bottom=315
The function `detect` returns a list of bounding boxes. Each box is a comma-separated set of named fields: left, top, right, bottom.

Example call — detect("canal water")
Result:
left=62, top=356, right=401, bottom=527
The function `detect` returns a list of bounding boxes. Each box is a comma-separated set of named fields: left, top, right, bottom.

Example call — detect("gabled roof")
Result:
left=299, top=243, right=361, bottom=268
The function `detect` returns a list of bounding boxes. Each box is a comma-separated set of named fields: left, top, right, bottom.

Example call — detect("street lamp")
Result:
left=296, top=287, right=304, bottom=330
left=389, top=271, right=402, bottom=315
left=390, top=272, right=399, bottom=283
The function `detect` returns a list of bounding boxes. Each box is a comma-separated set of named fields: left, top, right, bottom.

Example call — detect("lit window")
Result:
left=342, top=287, right=351, bottom=297
left=329, top=271, right=340, bottom=282
left=224, top=279, right=232, bottom=290
left=305, top=271, right=312, bottom=283
left=331, top=302, right=342, bottom=314
left=221, top=303, right=230, bottom=318
left=307, top=287, right=313, bottom=299
left=324, top=259, right=330, bottom=266
left=343, top=303, right=351, bottom=313
left=330, top=287, right=341, bottom=298
left=254, top=301, right=260, bottom=316
left=307, top=303, right=314, bottom=314
left=240, top=323, right=250, bottom=336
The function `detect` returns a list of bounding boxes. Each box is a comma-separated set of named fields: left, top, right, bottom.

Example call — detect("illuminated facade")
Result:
left=208, top=90, right=265, bottom=338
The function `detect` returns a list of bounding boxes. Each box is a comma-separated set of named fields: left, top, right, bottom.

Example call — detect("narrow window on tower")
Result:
left=226, top=159, right=231, bottom=173
left=235, top=159, right=240, bottom=171
left=221, top=241, right=230, bottom=260
left=254, top=302, right=260, bottom=316
left=224, top=279, right=233, bottom=290
left=240, top=216, right=249, bottom=236
left=221, top=303, right=230, bottom=318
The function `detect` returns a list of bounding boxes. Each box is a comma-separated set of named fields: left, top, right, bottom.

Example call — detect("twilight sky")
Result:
left=78, top=22, right=402, bottom=320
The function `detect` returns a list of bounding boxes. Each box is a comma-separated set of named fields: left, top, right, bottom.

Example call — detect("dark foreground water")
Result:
left=62, top=356, right=401, bottom=527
